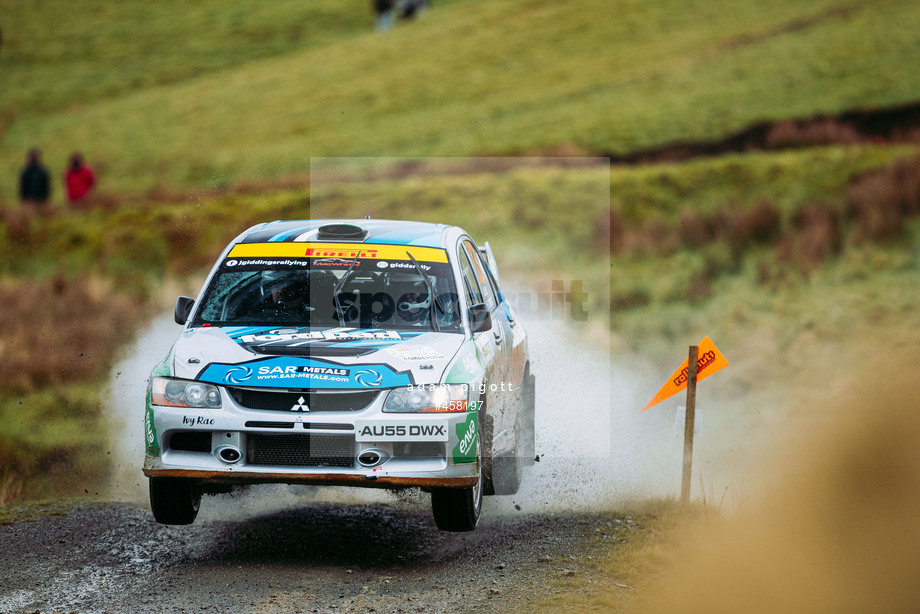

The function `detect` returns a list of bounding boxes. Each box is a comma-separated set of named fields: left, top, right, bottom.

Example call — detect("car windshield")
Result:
left=192, top=250, right=462, bottom=332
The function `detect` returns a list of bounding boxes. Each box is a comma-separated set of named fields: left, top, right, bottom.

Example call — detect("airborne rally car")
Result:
left=144, top=219, right=534, bottom=531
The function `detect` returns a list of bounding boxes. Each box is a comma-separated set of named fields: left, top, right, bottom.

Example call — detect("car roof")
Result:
left=238, top=219, right=453, bottom=249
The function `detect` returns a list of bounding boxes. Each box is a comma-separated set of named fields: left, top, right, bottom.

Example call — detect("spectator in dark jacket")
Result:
left=373, top=0, right=396, bottom=32
left=19, top=148, right=51, bottom=211
left=64, top=151, right=96, bottom=207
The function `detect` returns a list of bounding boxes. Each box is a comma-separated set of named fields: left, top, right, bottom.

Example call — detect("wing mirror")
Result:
left=468, top=302, right=492, bottom=333
left=175, top=296, right=195, bottom=325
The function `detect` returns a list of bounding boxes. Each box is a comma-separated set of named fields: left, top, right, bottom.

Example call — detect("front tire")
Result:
left=149, top=477, right=202, bottom=525
left=431, top=421, right=483, bottom=532
left=430, top=466, right=483, bottom=532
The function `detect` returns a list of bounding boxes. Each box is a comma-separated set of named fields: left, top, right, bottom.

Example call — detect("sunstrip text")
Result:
left=240, top=330, right=402, bottom=343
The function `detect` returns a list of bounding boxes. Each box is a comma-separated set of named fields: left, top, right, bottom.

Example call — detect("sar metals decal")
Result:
left=196, top=356, right=414, bottom=389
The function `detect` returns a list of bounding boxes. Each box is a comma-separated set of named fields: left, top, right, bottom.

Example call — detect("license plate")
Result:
left=354, top=420, right=449, bottom=442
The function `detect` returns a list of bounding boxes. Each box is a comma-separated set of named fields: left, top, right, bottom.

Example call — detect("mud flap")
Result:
left=481, top=411, right=496, bottom=496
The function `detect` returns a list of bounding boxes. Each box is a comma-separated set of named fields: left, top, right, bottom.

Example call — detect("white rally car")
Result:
left=144, top=219, right=534, bottom=531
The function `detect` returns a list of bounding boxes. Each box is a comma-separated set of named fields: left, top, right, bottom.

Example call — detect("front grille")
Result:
left=393, top=441, right=444, bottom=459
left=247, top=433, right=354, bottom=468
left=228, top=388, right=379, bottom=412
left=252, top=346, right=379, bottom=357
left=243, top=421, right=353, bottom=431
left=301, top=423, right=354, bottom=431
left=245, top=421, right=296, bottom=429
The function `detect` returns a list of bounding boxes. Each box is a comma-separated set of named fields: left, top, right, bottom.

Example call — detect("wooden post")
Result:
left=681, top=345, right=699, bottom=505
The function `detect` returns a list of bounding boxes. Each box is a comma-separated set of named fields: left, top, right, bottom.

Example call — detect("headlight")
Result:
left=150, top=377, right=221, bottom=408
left=384, top=384, right=470, bottom=413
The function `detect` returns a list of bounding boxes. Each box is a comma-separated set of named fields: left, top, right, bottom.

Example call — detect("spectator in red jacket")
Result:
left=64, top=152, right=96, bottom=207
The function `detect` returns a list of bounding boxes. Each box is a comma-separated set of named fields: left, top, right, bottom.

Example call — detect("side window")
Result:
left=457, top=247, right=483, bottom=308
left=462, top=241, right=497, bottom=311
left=474, top=249, right=503, bottom=304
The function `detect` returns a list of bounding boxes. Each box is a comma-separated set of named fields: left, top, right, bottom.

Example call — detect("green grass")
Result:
left=0, top=384, right=111, bottom=503
left=0, top=0, right=376, bottom=120
left=313, top=147, right=917, bottom=317
left=1, top=145, right=913, bottom=319
left=0, top=498, right=81, bottom=526
left=3, top=0, right=920, bottom=201
left=610, top=145, right=912, bottom=223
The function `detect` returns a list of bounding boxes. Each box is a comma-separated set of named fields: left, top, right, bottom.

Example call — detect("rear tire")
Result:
left=149, top=477, right=202, bottom=525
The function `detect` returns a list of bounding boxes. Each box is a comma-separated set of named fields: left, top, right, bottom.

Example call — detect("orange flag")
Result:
left=642, top=336, right=729, bottom=412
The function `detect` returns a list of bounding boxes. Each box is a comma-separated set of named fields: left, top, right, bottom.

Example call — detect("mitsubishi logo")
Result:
left=290, top=396, right=310, bottom=412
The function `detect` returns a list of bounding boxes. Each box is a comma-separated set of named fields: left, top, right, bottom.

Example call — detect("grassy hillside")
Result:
left=0, top=0, right=375, bottom=120
left=3, top=145, right=917, bottom=502
left=2, top=0, right=920, bottom=201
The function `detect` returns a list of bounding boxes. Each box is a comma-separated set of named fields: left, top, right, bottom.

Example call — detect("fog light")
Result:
left=216, top=446, right=242, bottom=464
left=357, top=449, right=388, bottom=467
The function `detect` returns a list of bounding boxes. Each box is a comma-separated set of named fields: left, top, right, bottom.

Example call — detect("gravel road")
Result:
left=0, top=496, right=631, bottom=613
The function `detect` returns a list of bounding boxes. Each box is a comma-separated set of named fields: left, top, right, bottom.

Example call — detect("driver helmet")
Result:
left=396, top=280, right=430, bottom=322
left=260, top=270, right=306, bottom=307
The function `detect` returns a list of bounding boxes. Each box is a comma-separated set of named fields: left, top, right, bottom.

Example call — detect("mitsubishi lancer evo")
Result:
left=144, top=219, right=534, bottom=531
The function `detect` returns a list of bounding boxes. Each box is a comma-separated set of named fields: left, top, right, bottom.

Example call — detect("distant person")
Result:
left=399, top=0, right=430, bottom=19
left=19, top=148, right=51, bottom=212
left=373, top=0, right=396, bottom=32
left=63, top=151, right=96, bottom=207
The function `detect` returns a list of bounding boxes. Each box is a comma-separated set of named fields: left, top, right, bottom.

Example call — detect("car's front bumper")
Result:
left=144, top=393, right=479, bottom=489
left=142, top=463, right=477, bottom=489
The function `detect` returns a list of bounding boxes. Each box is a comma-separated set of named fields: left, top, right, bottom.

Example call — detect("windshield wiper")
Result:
left=406, top=251, right=446, bottom=332
left=332, top=252, right=361, bottom=327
